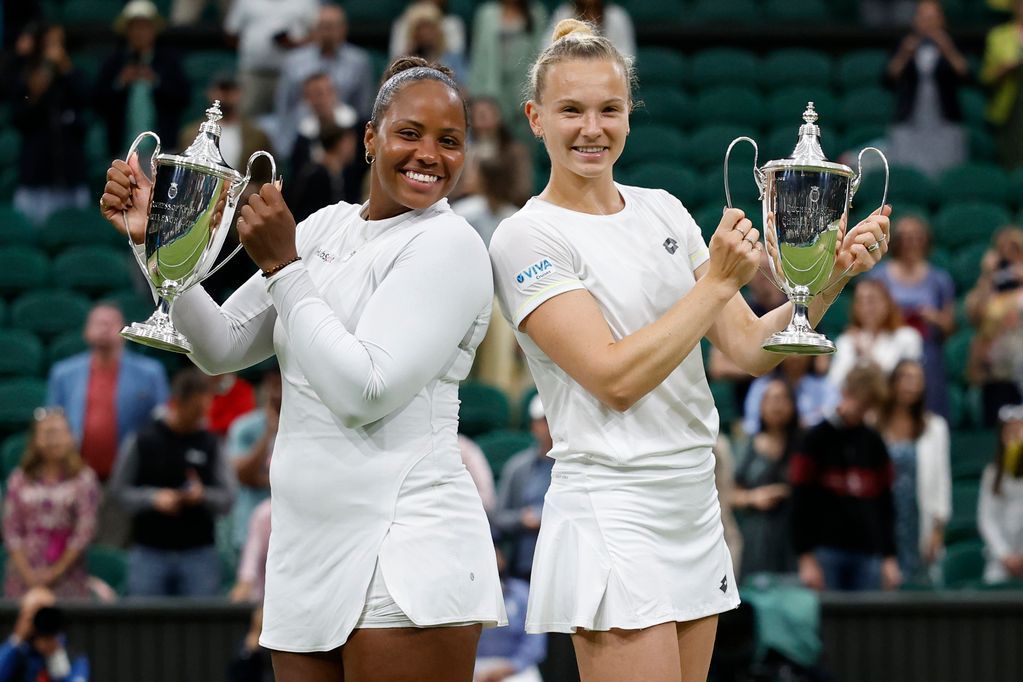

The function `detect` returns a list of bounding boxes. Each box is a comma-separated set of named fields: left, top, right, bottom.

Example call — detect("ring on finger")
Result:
left=867, top=241, right=881, bottom=253
left=99, top=197, right=108, bottom=211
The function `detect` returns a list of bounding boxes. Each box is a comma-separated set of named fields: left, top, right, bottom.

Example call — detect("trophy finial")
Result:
left=205, top=100, right=224, bottom=124
left=803, top=102, right=818, bottom=125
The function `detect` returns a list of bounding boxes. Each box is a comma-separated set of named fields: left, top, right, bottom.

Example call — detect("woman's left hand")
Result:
left=237, top=181, right=298, bottom=273
left=835, top=204, right=892, bottom=278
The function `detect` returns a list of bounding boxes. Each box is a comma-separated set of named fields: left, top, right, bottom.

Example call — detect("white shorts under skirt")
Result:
left=354, top=560, right=484, bottom=630
left=525, top=453, right=740, bottom=634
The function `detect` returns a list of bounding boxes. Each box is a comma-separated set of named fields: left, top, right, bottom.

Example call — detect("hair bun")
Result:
left=381, top=56, right=455, bottom=84
left=551, top=18, right=594, bottom=42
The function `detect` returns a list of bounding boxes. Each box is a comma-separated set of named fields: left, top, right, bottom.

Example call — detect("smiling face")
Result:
left=364, top=79, right=467, bottom=219
left=526, top=57, right=630, bottom=184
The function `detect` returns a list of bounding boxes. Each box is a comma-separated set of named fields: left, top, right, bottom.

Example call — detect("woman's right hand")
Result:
left=706, top=208, right=761, bottom=293
left=101, top=153, right=152, bottom=245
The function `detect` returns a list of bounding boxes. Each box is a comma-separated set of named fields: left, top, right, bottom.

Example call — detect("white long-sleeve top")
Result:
left=978, top=465, right=1023, bottom=583
left=826, top=326, right=923, bottom=388
left=164, top=199, right=507, bottom=650
left=914, top=413, right=951, bottom=554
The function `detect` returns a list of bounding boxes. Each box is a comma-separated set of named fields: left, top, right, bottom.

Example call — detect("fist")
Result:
left=236, top=182, right=299, bottom=273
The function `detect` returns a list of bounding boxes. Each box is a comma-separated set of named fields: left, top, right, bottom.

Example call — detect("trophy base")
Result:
left=121, top=322, right=192, bottom=354
left=762, top=329, right=836, bottom=355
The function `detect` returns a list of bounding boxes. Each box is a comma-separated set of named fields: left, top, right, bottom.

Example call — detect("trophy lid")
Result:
left=762, top=102, right=854, bottom=178
left=157, top=100, right=242, bottom=182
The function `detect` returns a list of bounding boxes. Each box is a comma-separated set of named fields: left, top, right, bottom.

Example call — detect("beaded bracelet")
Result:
left=261, top=256, right=302, bottom=278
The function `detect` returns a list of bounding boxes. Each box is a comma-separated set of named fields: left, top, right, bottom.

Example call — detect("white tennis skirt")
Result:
left=525, top=452, right=740, bottom=633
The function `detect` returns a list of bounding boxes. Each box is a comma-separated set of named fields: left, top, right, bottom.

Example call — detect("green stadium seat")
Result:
left=618, top=163, right=703, bottom=207
left=761, top=49, right=832, bottom=89
left=47, top=331, right=87, bottom=366
left=458, top=382, right=510, bottom=437
left=687, top=124, right=757, bottom=169
left=0, top=432, right=27, bottom=481
left=0, top=378, right=46, bottom=434
left=950, top=429, right=996, bottom=481
left=937, top=163, right=1011, bottom=205
left=766, top=87, right=839, bottom=128
left=516, top=386, right=539, bottom=430
left=182, top=51, right=239, bottom=87
left=617, top=125, right=688, bottom=168
left=344, top=0, right=406, bottom=25
left=943, top=329, right=974, bottom=387
left=709, top=380, right=737, bottom=428
left=839, top=87, right=894, bottom=127
left=0, top=246, right=49, bottom=297
left=959, top=88, right=988, bottom=127
left=942, top=539, right=986, bottom=587
left=0, top=168, right=16, bottom=202
left=689, top=0, right=760, bottom=23
left=702, top=160, right=763, bottom=213
left=40, top=207, right=123, bottom=253
left=967, top=125, right=997, bottom=162
left=695, top=86, right=765, bottom=128
left=836, top=50, right=887, bottom=90
left=1009, top=167, right=1023, bottom=204
left=474, top=429, right=534, bottom=483
left=763, top=0, right=831, bottom=21
left=11, top=289, right=91, bottom=339
left=818, top=289, right=853, bottom=340
left=766, top=124, right=840, bottom=161
left=694, top=205, right=726, bottom=241
left=59, top=0, right=122, bottom=24
left=933, top=202, right=1011, bottom=249
left=0, top=331, right=44, bottom=378
left=689, top=49, right=760, bottom=89
left=87, top=545, right=128, bottom=595
left=368, top=50, right=391, bottom=82
left=0, top=131, right=19, bottom=167
left=947, top=481, right=982, bottom=544
left=839, top=124, right=886, bottom=154
left=52, top=246, right=133, bottom=296
left=634, top=47, right=687, bottom=88
left=634, top=87, right=692, bottom=130
left=884, top=166, right=937, bottom=208
left=949, top=242, right=987, bottom=293
left=0, top=204, right=35, bottom=245
left=618, top=0, right=686, bottom=23
left=108, top=290, right=157, bottom=325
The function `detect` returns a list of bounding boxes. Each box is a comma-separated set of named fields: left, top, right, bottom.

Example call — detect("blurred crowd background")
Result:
left=0, top=0, right=1022, bottom=680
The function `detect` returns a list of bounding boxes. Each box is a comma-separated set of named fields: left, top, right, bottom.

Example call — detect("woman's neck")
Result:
left=39, top=461, right=62, bottom=481
left=541, top=166, right=623, bottom=215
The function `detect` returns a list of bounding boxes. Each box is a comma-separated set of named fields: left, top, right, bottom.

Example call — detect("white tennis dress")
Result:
left=489, top=184, right=740, bottom=633
left=167, top=199, right=507, bottom=652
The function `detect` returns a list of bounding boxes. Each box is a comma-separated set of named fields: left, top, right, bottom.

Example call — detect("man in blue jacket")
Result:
left=0, top=589, right=89, bottom=682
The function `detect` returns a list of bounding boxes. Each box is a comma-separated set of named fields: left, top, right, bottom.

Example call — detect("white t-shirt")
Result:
left=489, top=184, right=717, bottom=469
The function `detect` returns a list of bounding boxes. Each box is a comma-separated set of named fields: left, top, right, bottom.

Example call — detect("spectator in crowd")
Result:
left=390, top=0, right=467, bottom=60
left=9, top=22, right=90, bottom=226
left=0, top=0, right=43, bottom=50
left=110, top=369, right=236, bottom=597
left=226, top=370, right=280, bottom=552
left=827, top=279, right=923, bottom=390
left=458, top=97, right=533, bottom=207
left=179, top=71, right=274, bottom=174
left=454, top=157, right=520, bottom=248
left=885, top=0, right=969, bottom=176
left=227, top=606, right=272, bottom=682
left=46, top=302, right=169, bottom=483
left=742, top=355, right=836, bottom=437
left=207, top=373, right=257, bottom=441
left=877, top=359, right=951, bottom=582
left=0, top=589, right=89, bottom=682
left=981, top=0, right=1023, bottom=170
left=473, top=549, right=546, bottom=682
left=978, top=404, right=1023, bottom=583
left=169, top=0, right=229, bottom=26
left=3, top=409, right=100, bottom=600
left=287, top=123, right=361, bottom=222
left=224, top=0, right=318, bottom=117
left=546, top=0, right=635, bottom=57
left=489, top=395, right=553, bottom=581
left=791, top=365, right=902, bottom=592
left=468, top=1, right=548, bottom=144
left=460, top=435, right=498, bottom=511
left=867, top=215, right=955, bottom=416
left=401, top=2, right=469, bottom=84
left=732, top=379, right=800, bottom=579
left=287, top=72, right=359, bottom=181
left=274, top=3, right=373, bottom=155
left=966, top=226, right=1023, bottom=425
left=96, top=1, right=190, bottom=157
left=230, top=498, right=271, bottom=604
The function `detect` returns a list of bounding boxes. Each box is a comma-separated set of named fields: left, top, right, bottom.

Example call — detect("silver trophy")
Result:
left=120, top=101, right=276, bottom=353
left=724, top=102, right=888, bottom=355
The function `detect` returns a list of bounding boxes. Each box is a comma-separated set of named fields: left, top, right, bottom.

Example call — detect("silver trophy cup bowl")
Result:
left=121, top=101, right=276, bottom=353
left=724, top=102, right=889, bottom=355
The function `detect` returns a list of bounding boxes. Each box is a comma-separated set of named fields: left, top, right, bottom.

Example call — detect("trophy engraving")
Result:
left=120, top=101, right=278, bottom=353
left=724, top=102, right=889, bottom=355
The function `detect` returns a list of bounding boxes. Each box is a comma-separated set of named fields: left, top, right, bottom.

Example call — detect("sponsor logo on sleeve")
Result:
left=515, top=258, right=556, bottom=291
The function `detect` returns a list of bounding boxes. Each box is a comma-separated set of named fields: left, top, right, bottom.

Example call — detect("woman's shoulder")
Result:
left=296, top=201, right=361, bottom=237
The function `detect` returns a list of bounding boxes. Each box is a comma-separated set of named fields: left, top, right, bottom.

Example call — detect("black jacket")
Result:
left=885, top=42, right=966, bottom=123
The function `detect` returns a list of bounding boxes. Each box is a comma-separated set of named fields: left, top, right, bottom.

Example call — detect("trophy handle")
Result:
left=202, top=150, right=280, bottom=281
left=723, top=136, right=765, bottom=208
left=850, top=146, right=889, bottom=216
left=123, top=131, right=161, bottom=272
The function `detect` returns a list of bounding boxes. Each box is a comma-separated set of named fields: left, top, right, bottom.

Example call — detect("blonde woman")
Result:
left=489, top=20, right=891, bottom=681
left=3, top=409, right=100, bottom=599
